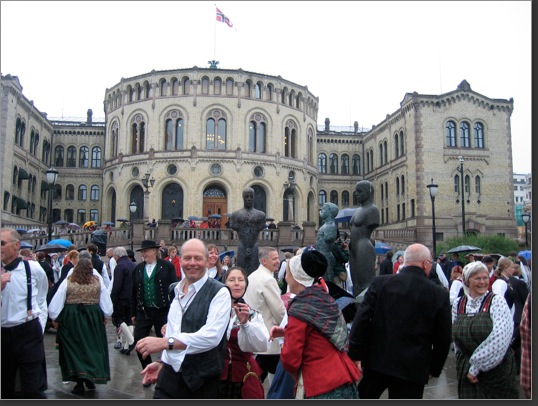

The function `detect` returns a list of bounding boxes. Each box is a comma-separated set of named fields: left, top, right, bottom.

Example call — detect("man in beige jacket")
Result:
left=243, top=246, right=286, bottom=382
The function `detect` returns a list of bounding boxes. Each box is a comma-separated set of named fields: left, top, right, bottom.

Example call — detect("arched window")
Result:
left=54, top=146, right=64, bottom=167
left=330, top=190, right=338, bottom=205
left=284, top=120, right=297, bottom=158
left=201, top=77, right=209, bottom=94
left=248, top=113, right=267, bottom=153
left=15, top=117, right=22, bottom=145
left=399, top=130, right=404, bottom=156
left=206, top=111, right=227, bottom=150
left=384, top=140, right=388, bottom=164
left=91, top=147, right=102, bottom=168
left=454, top=174, right=460, bottom=194
left=111, top=122, right=119, bottom=158
left=67, top=146, right=76, bottom=167
left=474, top=122, right=484, bottom=148
left=214, top=78, right=221, bottom=95
left=352, top=154, right=361, bottom=175
left=446, top=121, right=457, bottom=147
left=90, top=185, right=100, bottom=201
left=396, top=177, right=400, bottom=195
left=460, top=121, right=470, bottom=148
left=401, top=175, right=405, bottom=196
left=165, top=111, right=184, bottom=150
left=244, top=80, right=252, bottom=98
left=143, top=81, right=150, bottom=99
left=182, top=77, right=190, bottom=95
left=475, top=175, right=481, bottom=194
left=318, top=190, right=327, bottom=206
left=53, top=184, right=62, bottom=200
left=318, top=153, right=327, bottom=174
left=379, top=144, right=384, bottom=165
left=171, top=78, right=179, bottom=96
left=464, top=175, right=471, bottom=195
left=329, top=153, right=338, bottom=174
left=341, top=154, right=350, bottom=175
left=307, top=128, right=314, bottom=164
left=255, top=82, right=262, bottom=99
left=78, top=185, right=87, bottom=201
left=79, top=146, right=89, bottom=167
left=394, top=133, right=399, bottom=158
left=30, top=130, right=35, bottom=155
left=66, top=184, right=75, bottom=200
left=160, top=79, right=168, bottom=96
left=131, top=115, right=146, bottom=153
left=342, top=191, right=349, bottom=206
left=226, top=78, right=234, bottom=95
left=266, top=84, right=273, bottom=101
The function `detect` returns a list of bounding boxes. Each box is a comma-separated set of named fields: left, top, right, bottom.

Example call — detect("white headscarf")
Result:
left=462, top=261, right=488, bottom=296
left=288, top=247, right=315, bottom=288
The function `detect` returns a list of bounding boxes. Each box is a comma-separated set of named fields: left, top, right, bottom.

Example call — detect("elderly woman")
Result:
left=452, top=261, right=519, bottom=398
left=271, top=246, right=360, bottom=399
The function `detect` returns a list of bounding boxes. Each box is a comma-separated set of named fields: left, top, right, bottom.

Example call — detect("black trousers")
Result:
left=133, top=307, right=169, bottom=369
left=153, top=362, right=220, bottom=399
left=1, top=318, right=47, bottom=399
left=358, top=368, right=425, bottom=399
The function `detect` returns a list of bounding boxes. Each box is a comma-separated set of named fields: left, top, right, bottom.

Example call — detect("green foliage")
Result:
left=436, top=234, right=519, bottom=257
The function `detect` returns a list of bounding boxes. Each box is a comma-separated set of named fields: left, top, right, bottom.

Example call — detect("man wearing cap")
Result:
left=131, top=240, right=178, bottom=380
left=465, top=253, right=476, bottom=263
left=348, top=243, right=452, bottom=399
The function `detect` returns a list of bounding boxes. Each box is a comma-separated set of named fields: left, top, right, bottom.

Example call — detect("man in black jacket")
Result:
left=348, top=243, right=452, bottom=399
left=379, top=251, right=393, bottom=276
left=131, top=240, right=178, bottom=378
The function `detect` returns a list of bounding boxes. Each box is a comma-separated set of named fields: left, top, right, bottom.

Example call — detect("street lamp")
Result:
left=459, top=156, right=466, bottom=235
left=141, top=171, right=155, bottom=220
left=427, top=178, right=439, bottom=258
left=46, top=166, right=59, bottom=242
left=129, top=201, right=137, bottom=251
left=522, top=212, right=531, bottom=249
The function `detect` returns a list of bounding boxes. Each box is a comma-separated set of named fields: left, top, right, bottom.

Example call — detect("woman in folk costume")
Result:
left=271, top=246, right=360, bottom=399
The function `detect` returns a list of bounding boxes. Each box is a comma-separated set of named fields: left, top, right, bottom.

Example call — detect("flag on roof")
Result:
left=216, top=7, right=233, bottom=27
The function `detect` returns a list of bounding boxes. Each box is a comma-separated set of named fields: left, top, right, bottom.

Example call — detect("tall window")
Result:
left=201, top=77, right=209, bottom=94
left=182, top=77, right=190, bottom=95
left=401, top=175, right=405, bottom=196
left=78, top=185, right=87, bottom=201
left=226, top=78, right=234, bottom=95
left=379, top=144, right=384, bottom=165
left=475, top=175, right=481, bottom=194
left=383, top=140, right=388, bottom=165
left=77, top=209, right=86, bottom=225
left=394, top=133, right=399, bottom=158
left=396, top=177, right=400, bottom=195
left=318, top=190, right=327, bottom=206
left=307, top=128, right=314, bottom=164
left=329, top=153, right=338, bottom=174
left=53, top=184, right=62, bottom=200
left=330, top=190, right=338, bottom=205
left=446, top=121, right=456, bottom=147
left=171, top=78, right=179, bottom=95
left=454, top=174, right=460, bottom=194
left=464, top=175, right=470, bottom=195
left=90, top=185, right=100, bottom=201
left=79, top=146, right=89, bottom=167
left=255, top=82, right=262, bottom=99
left=165, top=112, right=184, bottom=150
left=90, top=209, right=99, bottom=223
left=342, top=191, right=349, bottom=206
left=399, top=130, right=404, bottom=156
left=160, top=78, right=168, bottom=96
left=341, top=154, right=350, bottom=175
left=66, top=184, right=75, bottom=200
left=206, top=111, right=227, bottom=149
left=111, top=122, right=119, bottom=158
left=91, top=147, right=102, bottom=168
left=284, top=120, right=297, bottom=158
left=54, top=146, right=64, bottom=167
left=460, top=121, right=470, bottom=148
left=244, top=80, right=252, bottom=98
left=67, top=146, right=76, bottom=167
left=352, top=154, right=360, bottom=175
left=248, top=113, right=267, bottom=153
left=214, top=78, right=221, bottom=95
left=318, top=153, right=327, bottom=174
left=131, top=115, right=146, bottom=153
left=474, top=122, right=484, bottom=148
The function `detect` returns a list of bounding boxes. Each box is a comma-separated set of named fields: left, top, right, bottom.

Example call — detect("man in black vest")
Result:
left=131, top=240, right=178, bottom=378
left=136, top=238, right=231, bottom=399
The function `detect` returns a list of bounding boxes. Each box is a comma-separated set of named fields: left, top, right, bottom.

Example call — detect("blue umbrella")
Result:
left=334, top=208, right=356, bottom=224
left=219, top=250, right=235, bottom=260
left=187, top=216, right=199, bottom=221
left=20, top=241, right=33, bottom=248
left=48, top=238, right=73, bottom=247
left=375, top=241, right=391, bottom=255
left=15, top=228, right=27, bottom=235
left=209, top=214, right=222, bottom=219
left=518, top=250, right=531, bottom=261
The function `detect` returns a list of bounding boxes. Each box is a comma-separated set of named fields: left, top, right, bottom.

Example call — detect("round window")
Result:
left=254, top=166, right=264, bottom=177
left=132, top=167, right=139, bottom=177
left=210, top=164, right=222, bottom=175
left=167, top=164, right=177, bottom=175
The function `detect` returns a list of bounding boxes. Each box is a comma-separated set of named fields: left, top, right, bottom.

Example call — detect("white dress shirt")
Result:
left=161, top=273, right=231, bottom=372
left=1, top=259, right=49, bottom=331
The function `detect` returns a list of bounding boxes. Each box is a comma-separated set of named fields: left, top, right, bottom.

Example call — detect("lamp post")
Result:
left=459, top=156, right=466, bottom=235
left=129, top=201, right=137, bottom=251
left=522, top=212, right=530, bottom=249
left=427, top=178, right=439, bottom=258
left=141, top=171, right=155, bottom=220
left=46, top=166, right=59, bottom=242
left=283, top=174, right=297, bottom=223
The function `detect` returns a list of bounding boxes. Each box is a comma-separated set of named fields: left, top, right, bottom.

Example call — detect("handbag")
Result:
left=241, top=361, right=265, bottom=399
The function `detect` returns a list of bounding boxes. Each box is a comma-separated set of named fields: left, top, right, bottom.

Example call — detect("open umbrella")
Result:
left=280, top=246, right=299, bottom=253
left=447, top=245, right=482, bottom=254
left=48, top=239, right=73, bottom=247
left=83, top=221, right=96, bottom=229
left=266, top=217, right=275, bottom=222
left=219, top=250, right=235, bottom=261
left=187, top=215, right=199, bottom=221
left=67, top=222, right=80, bottom=230
left=102, top=221, right=115, bottom=226
left=54, top=220, right=69, bottom=225
left=26, top=228, right=41, bottom=234
left=20, top=241, right=33, bottom=249
left=518, top=250, right=532, bottom=261
left=116, top=218, right=129, bottom=223
left=172, top=217, right=185, bottom=222
left=209, top=214, right=222, bottom=219
left=375, top=241, right=391, bottom=255
left=15, top=228, right=28, bottom=235
left=325, top=281, right=357, bottom=323
left=335, top=208, right=356, bottom=224
left=35, top=243, right=68, bottom=254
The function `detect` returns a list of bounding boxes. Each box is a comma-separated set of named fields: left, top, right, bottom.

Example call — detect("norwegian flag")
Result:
left=216, top=7, right=233, bottom=28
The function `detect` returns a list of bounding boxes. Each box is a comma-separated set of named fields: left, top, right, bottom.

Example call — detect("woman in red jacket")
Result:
left=271, top=246, right=360, bottom=399
left=164, top=246, right=181, bottom=280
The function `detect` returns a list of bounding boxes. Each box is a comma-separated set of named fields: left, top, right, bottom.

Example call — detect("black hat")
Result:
left=482, top=255, right=494, bottom=263
left=136, top=240, right=160, bottom=251
left=300, top=246, right=328, bottom=279
left=126, top=249, right=135, bottom=257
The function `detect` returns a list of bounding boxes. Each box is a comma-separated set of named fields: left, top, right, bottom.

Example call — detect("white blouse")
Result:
left=226, top=309, right=270, bottom=353
left=451, top=292, right=513, bottom=377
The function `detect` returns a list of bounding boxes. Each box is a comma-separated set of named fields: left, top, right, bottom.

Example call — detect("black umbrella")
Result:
left=280, top=246, right=299, bottom=253
left=209, top=214, right=222, bottom=219
left=447, top=245, right=482, bottom=254
left=325, top=281, right=357, bottom=323
left=35, top=243, right=68, bottom=254
left=54, top=220, right=69, bottom=225
left=172, top=217, right=185, bottom=222
left=116, top=218, right=129, bottom=223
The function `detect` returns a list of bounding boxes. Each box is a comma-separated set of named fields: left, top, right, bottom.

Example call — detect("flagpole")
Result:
left=214, top=4, right=217, bottom=61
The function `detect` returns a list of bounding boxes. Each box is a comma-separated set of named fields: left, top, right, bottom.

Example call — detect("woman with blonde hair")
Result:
left=206, top=244, right=225, bottom=281
left=452, top=261, right=518, bottom=398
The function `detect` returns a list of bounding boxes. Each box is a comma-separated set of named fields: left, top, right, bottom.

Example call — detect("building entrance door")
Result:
left=203, top=197, right=227, bottom=228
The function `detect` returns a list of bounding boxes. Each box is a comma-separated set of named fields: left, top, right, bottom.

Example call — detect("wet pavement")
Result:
left=41, top=323, right=465, bottom=399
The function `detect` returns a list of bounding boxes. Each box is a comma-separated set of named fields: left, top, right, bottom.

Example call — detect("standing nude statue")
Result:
left=315, top=202, right=339, bottom=283
left=231, top=187, right=267, bottom=275
left=348, top=180, right=380, bottom=298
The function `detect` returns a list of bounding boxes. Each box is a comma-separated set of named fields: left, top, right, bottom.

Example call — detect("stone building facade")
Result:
left=1, top=69, right=519, bottom=250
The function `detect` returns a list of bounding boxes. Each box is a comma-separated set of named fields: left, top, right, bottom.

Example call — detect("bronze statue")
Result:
left=231, top=187, right=267, bottom=275
left=315, top=202, right=339, bottom=282
left=348, top=180, right=380, bottom=298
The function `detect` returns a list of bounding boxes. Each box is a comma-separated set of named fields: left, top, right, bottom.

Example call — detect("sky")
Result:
left=1, top=1, right=532, bottom=174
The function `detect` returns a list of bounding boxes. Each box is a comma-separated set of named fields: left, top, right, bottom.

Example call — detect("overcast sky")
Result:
left=1, top=1, right=531, bottom=173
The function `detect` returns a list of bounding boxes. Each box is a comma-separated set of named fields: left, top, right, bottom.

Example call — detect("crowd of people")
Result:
left=1, top=223, right=531, bottom=399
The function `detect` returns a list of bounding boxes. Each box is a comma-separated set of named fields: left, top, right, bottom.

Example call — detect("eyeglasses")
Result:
left=424, top=259, right=433, bottom=265
left=0, top=240, right=17, bottom=247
